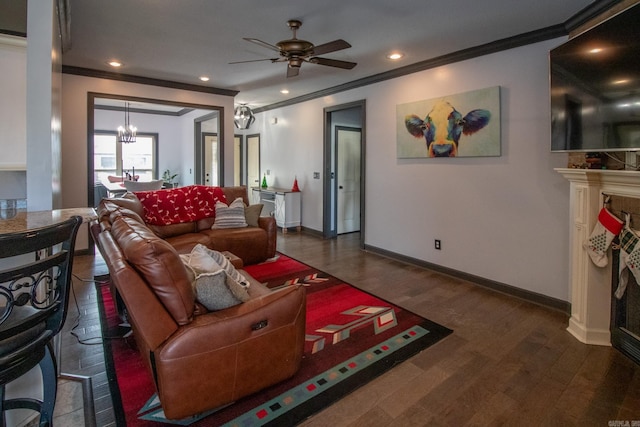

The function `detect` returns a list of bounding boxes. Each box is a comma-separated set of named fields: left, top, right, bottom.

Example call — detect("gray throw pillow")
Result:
left=194, top=269, right=250, bottom=311
left=244, top=203, right=263, bottom=227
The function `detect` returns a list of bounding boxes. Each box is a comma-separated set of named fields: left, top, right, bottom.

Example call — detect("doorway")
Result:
left=194, top=111, right=223, bottom=186
left=234, top=135, right=243, bottom=186
left=323, top=100, right=366, bottom=245
left=336, top=126, right=361, bottom=234
left=202, top=132, right=220, bottom=186
left=87, top=92, right=223, bottom=207
left=246, top=134, right=260, bottom=189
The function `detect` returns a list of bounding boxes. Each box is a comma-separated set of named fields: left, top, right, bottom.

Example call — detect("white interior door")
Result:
left=203, top=133, right=218, bottom=186
left=234, top=135, right=242, bottom=186
left=337, top=127, right=361, bottom=234
left=247, top=135, right=260, bottom=188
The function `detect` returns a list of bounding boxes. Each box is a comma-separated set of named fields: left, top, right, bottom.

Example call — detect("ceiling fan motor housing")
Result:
left=276, top=40, right=314, bottom=56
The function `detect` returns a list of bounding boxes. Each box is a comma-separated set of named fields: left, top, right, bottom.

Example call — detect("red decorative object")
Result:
left=291, top=176, right=300, bottom=192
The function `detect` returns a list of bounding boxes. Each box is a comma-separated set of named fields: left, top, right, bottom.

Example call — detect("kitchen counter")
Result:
left=0, top=207, right=97, bottom=234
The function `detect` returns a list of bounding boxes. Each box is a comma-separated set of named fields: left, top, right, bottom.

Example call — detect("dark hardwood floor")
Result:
left=63, top=231, right=640, bottom=426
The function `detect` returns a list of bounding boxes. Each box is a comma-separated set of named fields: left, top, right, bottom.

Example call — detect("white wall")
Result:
left=0, top=35, right=27, bottom=202
left=61, top=74, right=235, bottom=249
left=254, top=39, right=571, bottom=301
left=0, top=35, right=26, bottom=170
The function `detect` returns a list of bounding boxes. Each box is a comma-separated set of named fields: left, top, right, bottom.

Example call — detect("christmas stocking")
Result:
left=616, top=217, right=640, bottom=299
left=583, top=207, right=623, bottom=267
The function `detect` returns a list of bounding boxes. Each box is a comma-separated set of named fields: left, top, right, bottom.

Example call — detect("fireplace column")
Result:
left=556, top=169, right=640, bottom=346
left=556, top=169, right=611, bottom=345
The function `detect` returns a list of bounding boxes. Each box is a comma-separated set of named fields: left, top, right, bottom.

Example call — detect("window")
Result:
left=93, top=132, right=158, bottom=183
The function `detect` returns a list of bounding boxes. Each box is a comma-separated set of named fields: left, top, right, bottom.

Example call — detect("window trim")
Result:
left=93, top=130, right=159, bottom=180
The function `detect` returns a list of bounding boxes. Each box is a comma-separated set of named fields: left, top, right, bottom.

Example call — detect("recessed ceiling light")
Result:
left=588, top=48, right=604, bottom=54
left=199, top=76, right=210, bottom=82
left=280, top=89, right=290, bottom=94
left=612, top=78, right=630, bottom=85
left=386, top=52, right=404, bottom=60
left=108, top=60, right=123, bottom=67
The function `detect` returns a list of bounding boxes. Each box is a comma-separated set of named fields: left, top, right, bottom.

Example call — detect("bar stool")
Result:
left=0, top=216, right=82, bottom=426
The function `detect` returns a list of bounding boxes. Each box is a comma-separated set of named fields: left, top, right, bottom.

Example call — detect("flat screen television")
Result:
left=550, top=3, right=640, bottom=152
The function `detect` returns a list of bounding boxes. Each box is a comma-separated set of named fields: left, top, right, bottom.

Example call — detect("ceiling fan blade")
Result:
left=309, top=57, right=357, bottom=70
left=310, top=39, right=351, bottom=56
left=229, top=57, right=280, bottom=64
left=287, top=65, right=300, bottom=78
left=243, top=37, right=281, bottom=53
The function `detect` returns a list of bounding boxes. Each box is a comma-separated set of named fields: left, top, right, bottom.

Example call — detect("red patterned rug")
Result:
left=97, top=254, right=452, bottom=426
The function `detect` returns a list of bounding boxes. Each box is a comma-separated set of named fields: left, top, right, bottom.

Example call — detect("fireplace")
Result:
left=556, top=168, right=640, bottom=347
left=609, top=194, right=640, bottom=364
left=611, top=247, right=640, bottom=363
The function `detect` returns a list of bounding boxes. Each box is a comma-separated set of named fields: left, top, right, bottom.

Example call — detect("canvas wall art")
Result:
left=396, top=86, right=501, bottom=158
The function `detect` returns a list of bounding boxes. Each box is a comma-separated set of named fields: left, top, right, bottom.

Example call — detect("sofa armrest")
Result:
left=159, top=284, right=305, bottom=358
left=153, top=284, right=306, bottom=419
left=258, top=215, right=277, bottom=259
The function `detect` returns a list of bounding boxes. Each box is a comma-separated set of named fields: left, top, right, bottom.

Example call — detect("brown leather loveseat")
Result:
left=92, top=186, right=306, bottom=419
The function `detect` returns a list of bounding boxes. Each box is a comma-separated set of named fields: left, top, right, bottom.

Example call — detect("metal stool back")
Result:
left=0, top=216, right=82, bottom=426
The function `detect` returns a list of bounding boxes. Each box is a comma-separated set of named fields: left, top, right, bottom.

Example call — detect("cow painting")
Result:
left=404, top=100, right=491, bottom=157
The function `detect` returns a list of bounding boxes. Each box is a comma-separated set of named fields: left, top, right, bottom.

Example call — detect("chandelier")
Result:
left=234, top=104, right=255, bottom=129
left=117, top=102, right=137, bottom=143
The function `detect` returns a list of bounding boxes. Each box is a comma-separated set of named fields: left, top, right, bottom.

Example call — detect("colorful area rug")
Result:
left=98, top=254, right=452, bottom=426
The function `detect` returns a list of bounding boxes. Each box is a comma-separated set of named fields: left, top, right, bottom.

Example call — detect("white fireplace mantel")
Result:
left=556, top=168, right=640, bottom=345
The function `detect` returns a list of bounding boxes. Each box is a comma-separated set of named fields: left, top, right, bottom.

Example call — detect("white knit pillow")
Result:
left=212, top=197, right=247, bottom=229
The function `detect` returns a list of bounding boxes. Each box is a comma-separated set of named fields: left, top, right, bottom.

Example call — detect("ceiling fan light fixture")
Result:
left=288, top=57, right=303, bottom=68
left=234, top=104, right=255, bottom=129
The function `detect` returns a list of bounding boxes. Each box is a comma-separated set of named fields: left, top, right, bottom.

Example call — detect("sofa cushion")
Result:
left=200, top=227, right=269, bottom=266
left=110, top=216, right=195, bottom=325
left=164, top=233, right=211, bottom=255
left=244, top=204, right=263, bottom=227
left=148, top=222, right=196, bottom=239
left=135, top=185, right=227, bottom=226
left=212, top=198, right=247, bottom=229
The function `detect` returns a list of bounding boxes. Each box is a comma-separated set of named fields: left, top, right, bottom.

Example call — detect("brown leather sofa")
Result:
left=92, top=194, right=306, bottom=420
left=97, top=185, right=276, bottom=265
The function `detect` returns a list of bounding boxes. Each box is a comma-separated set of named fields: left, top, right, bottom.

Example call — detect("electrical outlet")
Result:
left=435, top=239, right=441, bottom=250
left=313, top=172, right=320, bottom=179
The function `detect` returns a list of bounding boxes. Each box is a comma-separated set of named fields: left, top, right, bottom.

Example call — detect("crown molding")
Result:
left=62, top=65, right=239, bottom=97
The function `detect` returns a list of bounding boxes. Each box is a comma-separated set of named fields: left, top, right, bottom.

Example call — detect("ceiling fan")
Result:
left=230, top=19, right=357, bottom=77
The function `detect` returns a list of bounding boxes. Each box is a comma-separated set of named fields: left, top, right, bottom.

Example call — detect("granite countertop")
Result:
left=0, top=207, right=97, bottom=234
